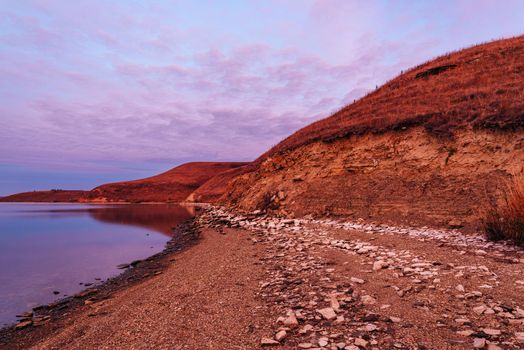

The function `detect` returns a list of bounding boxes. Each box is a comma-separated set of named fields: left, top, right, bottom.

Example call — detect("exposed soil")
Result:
left=224, top=128, right=524, bottom=230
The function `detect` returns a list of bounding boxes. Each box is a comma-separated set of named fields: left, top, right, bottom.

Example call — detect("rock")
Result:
left=473, top=305, right=487, bottom=315
left=330, top=295, right=340, bottom=311
left=354, top=338, right=368, bottom=347
left=116, top=263, right=130, bottom=269
left=345, top=346, right=359, bottom=350
left=361, top=295, right=377, bottom=305
left=318, top=337, right=329, bottom=347
left=298, top=343, right=312, bottom=349
left=389, top=316, right=401, bottom=323
left=373, top=260, right=388, bottom=271
left=350, top=277, right=365, bottom=284
left=473, top=338, right=486, bottom=348
left=448, top=219, right=463, bottom=229
left=52, top=291, right=60, bottom=295
left=515, top=332, right=524, bottom=342
left=456, top=284, right=465, bottom=292
left=486, top=344, right=502, bottom=350
left=275, top=330, right=287, bottom=342
left=299, top=324, right=314, bottom=334
left=261, top=338, right=279, bottom=346
left=482, top=328, right=501, bottom=336
left=317, top=307, right=337, bottom=320
left=283, top=311, right=299, bottom=327
left=15, top=320, right=32, bottom=329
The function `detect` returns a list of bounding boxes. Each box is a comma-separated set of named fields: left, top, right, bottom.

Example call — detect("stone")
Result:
left=15, top=320, right=32, bottom=329
left=373, top=260, right=388, bottom=271
left=482, top=328, right=501, bottom=336
left=283, top=311, right=299, bottom=327
left=473, top=338, right=486, bottom=348
left=473, top=305, right=487, bottom=315
left=261, top=338, right=279, bottom=346
left=345, top=346, right=359, bottom=350
left=299, top=324, right=314, bottom=334
left=486, top=344, right=502, bottom=350
left=275, top=330, right=287, bottom=342
left=330, top=295, right=340, bottom=311
left=317, top=307, right=337, bottom=320
left=389, top=316, right=401, bottom=323
left=350, top=277, right=365, bottom=284
left=298, top=343, right=313, bottom=349
left=354, top=338, right=368, bottom=347
left=456, top=284, right=465, bottom=292
left=448, top=219, right=463, bottom=229
left=516, top=332, right=524, bottom=341
left=318, top=337, right=329, bottom=347
left=361, top=295, right=376, bottom=305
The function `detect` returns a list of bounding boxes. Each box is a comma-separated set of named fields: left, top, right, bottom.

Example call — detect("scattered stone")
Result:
left=275, top=330, right=287, bottom=342
left=317, top=307, right=337, bottom=320
left=261, top=337, right=279, bottom=346
left=473, top=338, right=486, bottom=348
left=350, top=277, right=365, bottom=284
left=15, top=320, right=32, bottom=329
left=361, top=295, right=376, bottom=305
left=283, top=310, right=299, bottom=327
left=373, top=260, right=388, bottom=271
left=298, top=343, right=313, bottom=349
left=354, top=338, right=368, bottom=347
left=482, top=328, right=501, bottom=336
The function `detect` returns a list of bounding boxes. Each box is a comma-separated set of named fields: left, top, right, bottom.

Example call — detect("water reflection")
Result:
left=0, top=203, right=194, bottom=326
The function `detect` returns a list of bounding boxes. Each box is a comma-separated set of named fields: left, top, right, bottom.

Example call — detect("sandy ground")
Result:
left=4, top=228, right=273, bottom=350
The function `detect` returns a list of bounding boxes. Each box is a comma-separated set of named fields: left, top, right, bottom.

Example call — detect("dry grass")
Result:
left=260, top=35, right=524, bottom=161
left=483, top=176, right=524, bottom=244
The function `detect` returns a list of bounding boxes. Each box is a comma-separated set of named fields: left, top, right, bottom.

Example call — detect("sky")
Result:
left=1, top=0, right=524, bottom=195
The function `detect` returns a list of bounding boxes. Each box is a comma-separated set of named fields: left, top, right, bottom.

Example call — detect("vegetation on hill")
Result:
left=260, top=36, right=524, bottom=161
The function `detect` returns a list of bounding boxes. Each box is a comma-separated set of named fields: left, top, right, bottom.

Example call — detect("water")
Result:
left=0, top=203, right=194, bottom=326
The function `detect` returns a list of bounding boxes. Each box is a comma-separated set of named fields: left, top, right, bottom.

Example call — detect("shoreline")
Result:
left=0, top=215, right=202, bottom=348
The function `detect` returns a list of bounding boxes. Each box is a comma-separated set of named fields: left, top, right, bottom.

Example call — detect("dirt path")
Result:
left=4, top=207, right=524, bottom=349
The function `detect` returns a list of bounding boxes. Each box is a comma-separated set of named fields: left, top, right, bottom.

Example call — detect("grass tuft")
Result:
left=482, top=176, right=524, bottom=245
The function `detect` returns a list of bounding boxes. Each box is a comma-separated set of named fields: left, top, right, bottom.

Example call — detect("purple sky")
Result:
left=1, top=1, right=524, bottom=195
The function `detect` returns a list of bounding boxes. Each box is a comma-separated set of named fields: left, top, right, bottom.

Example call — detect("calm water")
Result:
left=0, top=203, right=194, bottom=326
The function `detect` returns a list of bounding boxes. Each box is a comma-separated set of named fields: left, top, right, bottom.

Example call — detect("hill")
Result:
left=222, top=36, right=524, bottom=230
left=85, top=162, right=248, bottom=203
left=0, top=190, right=88, bottom=203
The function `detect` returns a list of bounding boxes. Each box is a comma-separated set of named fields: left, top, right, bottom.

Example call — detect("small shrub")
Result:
left=482, top=176, right=524, bottom=244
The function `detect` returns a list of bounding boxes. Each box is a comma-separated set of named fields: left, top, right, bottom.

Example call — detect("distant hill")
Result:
left=0, top=190, right=88, bottom=203
left=222, top=36, right=524, bottom=230
left=85, top=162, right=248, bottom=203
left=0, top=162, right=248, bottom=203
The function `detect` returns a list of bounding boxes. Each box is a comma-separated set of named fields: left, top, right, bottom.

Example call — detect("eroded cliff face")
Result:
left=223, top=128, right=524, bottom=229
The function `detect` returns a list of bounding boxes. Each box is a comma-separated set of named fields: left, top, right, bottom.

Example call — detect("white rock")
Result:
left=317, top=307, right=337, bottom=320
left=482, top=328, right=501, bottom=336
left=473, top=305, right=487, bottom=315
left=318, top=337, right=329, bottom=347
left=261, top=337, right=279, bottom=346
left=350, top=277, right=365, bottom=284
left=456, top=284, right=465, bottom=292
left=275, top=330, right=287, bottom=342
left=373, top=260, right=388, bottom=271
left=515, top=332, right=524, bottom=341
left=361, top=295, right=377, bottom=305
left=473, top=338, right=486, bottom=348
left=354, top=338, right=368, bottom=347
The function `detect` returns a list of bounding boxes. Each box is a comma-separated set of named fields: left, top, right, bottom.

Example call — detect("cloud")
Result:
left=0, top=0, right=523, bottom=193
